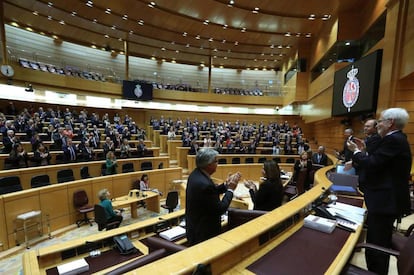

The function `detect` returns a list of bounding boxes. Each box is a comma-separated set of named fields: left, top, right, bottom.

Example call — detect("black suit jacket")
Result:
left=185, top=168, right=233, bottom=245
left=352, top=130, right=412, bottom=216
left=311, top=153, right=328, bottom=166
left=249, top=179, right=283, bottom=211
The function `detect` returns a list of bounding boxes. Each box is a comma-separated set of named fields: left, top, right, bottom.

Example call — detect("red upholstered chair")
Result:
left=342, top=232, right=414, bottom=275
left=73, top=190, right=94, bottom=227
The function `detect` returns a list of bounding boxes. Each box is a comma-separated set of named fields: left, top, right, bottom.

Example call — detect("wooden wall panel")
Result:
left=400, top=0, right=414, bottom=78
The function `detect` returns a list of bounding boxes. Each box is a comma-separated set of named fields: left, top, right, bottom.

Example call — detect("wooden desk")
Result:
left=167, top=140, right=183, bottom=161
left=112, top=191, right=160, bottom=218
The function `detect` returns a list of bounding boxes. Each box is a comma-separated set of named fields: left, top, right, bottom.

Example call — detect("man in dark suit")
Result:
left=63, top=138, right=78, bottom=162
left=311, top=145, right=328, bottom=166
left=185, top=148, right=241, bottom=246
left=347, top=108, right=412, bottom=275
left=337, top=128, right=354, bottom=162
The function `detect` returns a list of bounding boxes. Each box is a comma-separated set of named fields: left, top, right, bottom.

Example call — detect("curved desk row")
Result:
left=0, top=167, right=183, bottom=250
left=0, top=156, right=169, bottom=190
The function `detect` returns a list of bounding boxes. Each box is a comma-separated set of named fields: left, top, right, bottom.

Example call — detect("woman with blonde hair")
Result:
left=98, top=188, right=122, bottom=227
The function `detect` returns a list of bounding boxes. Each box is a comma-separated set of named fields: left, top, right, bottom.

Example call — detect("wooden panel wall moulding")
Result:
left=153, top=89, right=283, bottom=107
left=400, top=0, right=414, bottom=78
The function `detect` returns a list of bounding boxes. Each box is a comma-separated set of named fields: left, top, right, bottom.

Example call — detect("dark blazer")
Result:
left=63, top=144, right=78, bottom=162
left=352, top=130, right=412, bottom=216
left=354, top=133, right=382, bottom=191
left=185, top=168, right=233, bottom=245
left=249, top=179, right=283, bottom=211
left=311, top=153, right=328, bottom=166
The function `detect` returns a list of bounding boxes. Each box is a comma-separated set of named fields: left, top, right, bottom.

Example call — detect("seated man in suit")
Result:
left=311, top=145, right=328, bottom=166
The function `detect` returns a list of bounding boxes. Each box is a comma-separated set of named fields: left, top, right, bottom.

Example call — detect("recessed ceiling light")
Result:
left=148, top=2, right=156, bottom=8
left=33, top=11, right=39, bottom=16
left=223, top=24, right=228, bottom=29
left=105, top=8, right=111, bottom=14
left=122, top=15, right=128, bottom=20
left=183, top=32, right=187, bottom=36
left=308, top=14, right=316, bottom=20
left=203, top=20, right=209, bottom=25
left=196, top=35, right=200, bottom=39
left=47, top=2, right=53, bottom=7
left=59, top=20, right=65, bottom=25
left=322, top=14, right=331, bottom=20
left=86, top=1, right=93, bottom=7
left=111, top=25, right=116, bottom=30
left=345, top=41, right=351, bottom=46
left=71, top=11, right=77, bottom=16
left=241, top=28, right=246, bottom=32
left=104, top=34, right=109, bottom=38
left=208, top=38, right=213, bottom=42
left=252, top=7, right=259, bottom=14
left=47, top=16, right=53, bottom=20
left=285, top=32, right=291, bottom=37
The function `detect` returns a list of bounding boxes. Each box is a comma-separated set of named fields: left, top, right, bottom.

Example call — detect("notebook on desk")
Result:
left=159, top=226, right=186, bottom=241
left=330, top=185, right=359, bottom=195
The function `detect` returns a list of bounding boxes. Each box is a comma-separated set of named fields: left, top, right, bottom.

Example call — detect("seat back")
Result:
left=0, top=176, right=23, bottom=194
left=73, top=190, right=89, bottom=208
left=398, top=233, right=414, bottom=275
left=165, top=191, right=179, bottom=210
left=94, top=204, right=107, bottom=231
left=101, top=163, right=107, bottom=176
left=218, top=158, right=227, bottom=164
left=258, top=157, right=266, bottom=163
left=31, top=174, right=51, bottom=188
left=80, top=166, right=91, bottom=179
left=227, top=208, right=268, bottom=230
left=122, top=162, right=134, bottom=173
left=158, top=162, right=164, bottom=169
left=286, top=158, right=295, bottom=163
left=245, top=157, right=254, bottom=164
left=295, top=170, right=307, bottom=195
left=231, top=157, right=241, bottom=164
left=57, top=169, right=75, bottom=183
left=141, top=161, right=153, bottom=171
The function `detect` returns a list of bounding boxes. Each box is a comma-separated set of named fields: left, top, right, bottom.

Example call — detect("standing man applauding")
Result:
left=186, top=148, right=241, bottom=246
left=347, top=108, right=412, bottom=275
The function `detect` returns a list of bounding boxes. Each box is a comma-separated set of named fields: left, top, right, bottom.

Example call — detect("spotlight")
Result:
left=25, top=83, right=34, bottom=92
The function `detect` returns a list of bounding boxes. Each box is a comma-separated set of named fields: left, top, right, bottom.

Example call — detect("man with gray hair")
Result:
left=185, top=148, right=241, bottom=245
left=347, top=107, right=412, bottom=275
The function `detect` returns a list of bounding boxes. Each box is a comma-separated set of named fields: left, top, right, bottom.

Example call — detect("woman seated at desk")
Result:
left=98, top=188, right=123, bottom=227
left=244, top=160, right=284, bottom=211
left=9, top=143, right=29, bottom=169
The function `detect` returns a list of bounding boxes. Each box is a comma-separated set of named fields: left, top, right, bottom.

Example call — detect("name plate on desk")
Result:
left=57, top=258, right=89, bottom=275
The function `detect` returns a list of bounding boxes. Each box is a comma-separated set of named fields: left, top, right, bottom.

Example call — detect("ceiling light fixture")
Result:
left=285, top=32, right=291, bottom=37
left=71, top=11, right=77, bottom=16
left=105, top=8, right=111, bottom=14
left=122, top=15, right=128, bottom=20
left=252, top=7, right=259, bottom=14
left=223, top=24, right=228, bottom=29
left=86, top=1, right=93, bottom=7
left=33, top=11, right=39, bottom=16
left=148, top=2, right=156, bottom=8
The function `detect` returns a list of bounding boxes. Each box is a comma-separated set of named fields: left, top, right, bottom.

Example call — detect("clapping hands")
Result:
left=226, top=172, right=241, bottom=190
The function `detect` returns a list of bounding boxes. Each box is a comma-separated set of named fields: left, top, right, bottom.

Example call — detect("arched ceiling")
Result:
left=3, top=0, right=362, bottom=70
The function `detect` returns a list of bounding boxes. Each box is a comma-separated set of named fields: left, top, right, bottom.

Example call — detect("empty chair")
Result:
left=55, top=154, right=65, bottom=164
left=122, top=162, right=135, bottom=173
left=218, top=158, right=227, bottom=164
left=0, top=176, right=23, bottom=195
left=273, top=157, right=281, bottom=163
left=57, top=169, right=75, bottom=183
left=245, top=157, right=254, bottom=164
left=258, top=157, right=267, bottom=163
left=141, top=161, right=153, bottom=171
left=158, top=162, right=164, bottom=169
left=101, top=163, right=107, bottom=176
left=94, top=204, right=121, bottom=231
left=286, top=158, right=295, bottom=163
left=284, top=170, right=307, bottom=200
left=80, top=166, right=92, bottom=179
left=3, top=158, right=14, bottom=170
left=31, top=174, right=51, bottom=188
left=73, top=190, right=94, bottom=227
left=231, top=157, right=241, bottom=164
left=161, top=191, right=179, bottom=213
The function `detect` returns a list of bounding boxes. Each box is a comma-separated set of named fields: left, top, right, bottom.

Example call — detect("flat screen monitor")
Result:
left=331, top=49, right=382, bottom=117
left=122, top=80, right=153, bottom=101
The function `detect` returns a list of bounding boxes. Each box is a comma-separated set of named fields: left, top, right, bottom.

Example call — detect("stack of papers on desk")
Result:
left=327, top=202, right=366, bottom=231
left=159, top=226, right=186, bottom=241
